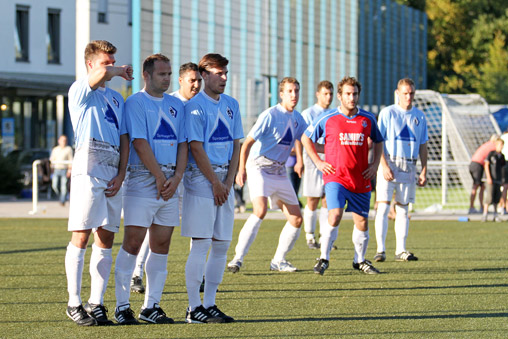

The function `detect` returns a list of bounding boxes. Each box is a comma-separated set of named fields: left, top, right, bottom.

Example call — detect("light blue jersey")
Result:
left=378, top=104, right=428, bottom=183
left=68, top=76, right=125, bottom=180
left=123, top=90, right=185, bottom=198
left=301, top=104, right=331, bottom=145
left=185, top=91, right=243, bottom=165
left=248, top=104, right=308, bottom=164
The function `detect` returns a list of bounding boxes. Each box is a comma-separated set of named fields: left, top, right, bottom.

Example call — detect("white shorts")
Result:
left=68, top=175, right=122, bottom=233
left=375, top=171, right=416, bottom=205
left=123, top=195, right=180, bottom=227
left=302, top=152, right=325, bottom=197
left=181, top=189, right=235, bottom=241
left=246, top=165, right=299, bottom=206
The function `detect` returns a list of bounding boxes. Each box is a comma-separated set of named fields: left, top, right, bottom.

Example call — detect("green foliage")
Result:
left=0, top=154, right=23, bottom=194
left=1, top=218, right=507, bottom=338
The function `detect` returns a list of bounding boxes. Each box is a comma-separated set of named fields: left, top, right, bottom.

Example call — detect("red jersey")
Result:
left=304, top=108, right=383, bottom=193
left=471, top=141, right=496, bottom=166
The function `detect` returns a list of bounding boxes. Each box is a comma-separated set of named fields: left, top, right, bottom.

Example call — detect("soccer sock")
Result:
left=203, top=240, right=230, bottom=309
left=114, top=247, right=137, bottom=308
left=352, top=225, right=369, bottom=264
left=272, top=222, right=301, bottom=262
left=375, top=202, right=390, bottom=253
left=185, top=238, right=212, bottom=310
left=88, top=244, right=113, bottom=305
left=65, top=242, right=86, bottom=307
left=319, top=222, right=339, bottom=260
left=233, top=214, right=263, bottom=261
left=303, top=205, right=318, bottom=241
left=143, top=251, right=168, bottom=309
left=133, top=232, right=150, bottom=279
left=395, top=204, right=409, bottom=254
left=318, top=207, right=329, bottom=238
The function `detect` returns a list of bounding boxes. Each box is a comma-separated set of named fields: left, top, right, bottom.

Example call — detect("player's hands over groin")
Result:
left=161, top=176, right=179, bottom=201
left=213, top=181, right=229, bottom=206
left=105, top=174, right=124, bottom=197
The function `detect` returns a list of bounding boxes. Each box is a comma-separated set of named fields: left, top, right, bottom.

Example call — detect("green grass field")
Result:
left=1, top=217, right=507, bottom=338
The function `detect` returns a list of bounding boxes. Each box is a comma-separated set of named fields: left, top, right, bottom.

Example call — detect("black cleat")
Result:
left=313, top=258, right=329, bottom=275
left=353, top=260, right=380, bottom=275
left=130, top=276, right=145, bottom=294
left=206, top=305, right=234, bottom=323
left=185, top=305, right=224, bottom=323
left=139, top=304, right=174, bottom=324
left=66, top=305, right=97, bottom=326
left=114, top=305, right=139, bottom=325
left=84, top=303, right=114, bottom=325
left=395, top=251, right=418, bottom=261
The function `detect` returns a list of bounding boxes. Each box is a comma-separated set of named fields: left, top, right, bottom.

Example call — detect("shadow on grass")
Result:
left=0, top=246, right=66, bottom=255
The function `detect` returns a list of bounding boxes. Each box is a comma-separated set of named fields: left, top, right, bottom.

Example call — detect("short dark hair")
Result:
left=397, top=78, right=415, bottom=89
left=84, top=40, right=116, bottom=65
left=337, top=76, right=362, bottom=95
left=198, top=53, right=229, bottom=74
left=279, top=77, right=300, bottom=93
left=143, top=53, right=170, bottom=75
left=317, top=80, right=333, bottom=92
left=179, top=62, right=199, bottom=76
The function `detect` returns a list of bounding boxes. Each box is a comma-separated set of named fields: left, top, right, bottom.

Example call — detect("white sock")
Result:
left=273, top=222, right=301, bottom=262
left=114, top=247, right=137, bottom=308
left=352, top=225, right=369, bottom=264
left=318, top=207, right=328, bottom=237
left=65, top=242, right=86, bottom=307
left=303, top=205, right=317, bottom=241
left=233, top=214, right=263, bottom=261
left=203, top=240, right=230, bottom=309
left=395, top=204, right=409, bottom=254
left=185, top=238, right=211, bottom=310
left=88, top=244, right=113, bottom=305
left=143, top=251, right=168, bottom=309
left=375, top=202, right=390, bottom=253
left=133, top=232, right=150, bottom=279
left=319, top=222, right=339, bottom=260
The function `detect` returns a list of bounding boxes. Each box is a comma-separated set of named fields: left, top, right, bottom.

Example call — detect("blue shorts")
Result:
left=325, top=182, right=371, bottom=218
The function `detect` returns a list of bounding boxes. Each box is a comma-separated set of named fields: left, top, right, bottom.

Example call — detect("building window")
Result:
left=15, top=5, right=29, bottom=62
left=47, top=8, right=60, bottom=64
left=98, top=0, right=108, bottom=23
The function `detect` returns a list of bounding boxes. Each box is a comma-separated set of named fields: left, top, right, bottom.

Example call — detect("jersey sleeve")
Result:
left=232, top=99, right=244, bottom=140
left=369, top=115, right=384, bottom=143
left=174, top=100, right=187, bottom=144
left=419, top=113, right=429, bottom=144
left=294, top=113, right=308, bottom=140
left=248, top=111, right=271, bottom=140
left=125, top=95, right=148, bottom=141
left=377, top=108, right=389, bottom=140
left=67, top=77, right=93, bottom=111
left=185, top=101, right=206, bottom=143
left=304, top=115, right=325, bottom=142
left=301, top=109, right=312, bottom=125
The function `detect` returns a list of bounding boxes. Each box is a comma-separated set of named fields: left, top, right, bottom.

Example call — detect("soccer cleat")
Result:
left=206, top=305, right=235, bottom=323
left=227, top=259, right=242, bottom=273
left=66, top=305, right=97, bottom=326
left=353, top=260, right=380, bottom=275
left=493, top=215, right=502, bottom=222
left=186, top=305, right=224, bottom=324
left=395, top=251, right=418, bottom=261
left=373, top=252, right=386, bottom=262
left=84, top=303, right=114, bottom=325
left=313, top=258, right=329, bottom=275
left=130, top=276, right=145, bottom=294
left=307, top=239, right=320, bottom=249
left=139, top=304, right=174, bottom=324
left=468, top=207, right=479, bottom=214
left=481, top=214, right=487, bottom=222
left=114, top=305, right=139, bottom=325
left=270, top=259, right=297, bottom=272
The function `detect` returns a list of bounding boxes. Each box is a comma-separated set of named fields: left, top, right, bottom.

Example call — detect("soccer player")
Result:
left=482, top=138, right=505, bottom=222
left=227, top=77, right=307, bottom=273
left=113, top=54, right=186, bottom=325
left=130, top=62, right=202, bottom=295
left=182, top=53, right=243, bottom=323
left=373, top=78, right=428, bottom=262
left=301, top=80, right=334, bottom=249
left=469, top=135, right=499, bottom=214
left=301, top=76, right=383, bottom=275
left=65, top=40, right=133, bottom=326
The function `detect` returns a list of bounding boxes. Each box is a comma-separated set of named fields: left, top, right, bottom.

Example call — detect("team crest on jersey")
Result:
left=169, top=106, right=177, bottom=118
left=413, top=117, right=420, bottom=126
left=294, top=120, right=299, bottom=129
left=112, top=97, right=119, bottom=108
left=226, top=107, right=233, bottom=119
left=362, top=120, right=367, bottom=128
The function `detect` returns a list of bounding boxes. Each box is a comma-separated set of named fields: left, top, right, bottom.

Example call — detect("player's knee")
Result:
left=395, top=204, right=409, bottom=218
left=290, top=215, right=303, bottom=227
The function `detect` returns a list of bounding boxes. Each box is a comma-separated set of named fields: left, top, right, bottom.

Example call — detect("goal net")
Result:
left=411, top=90, right=501, bottom=211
